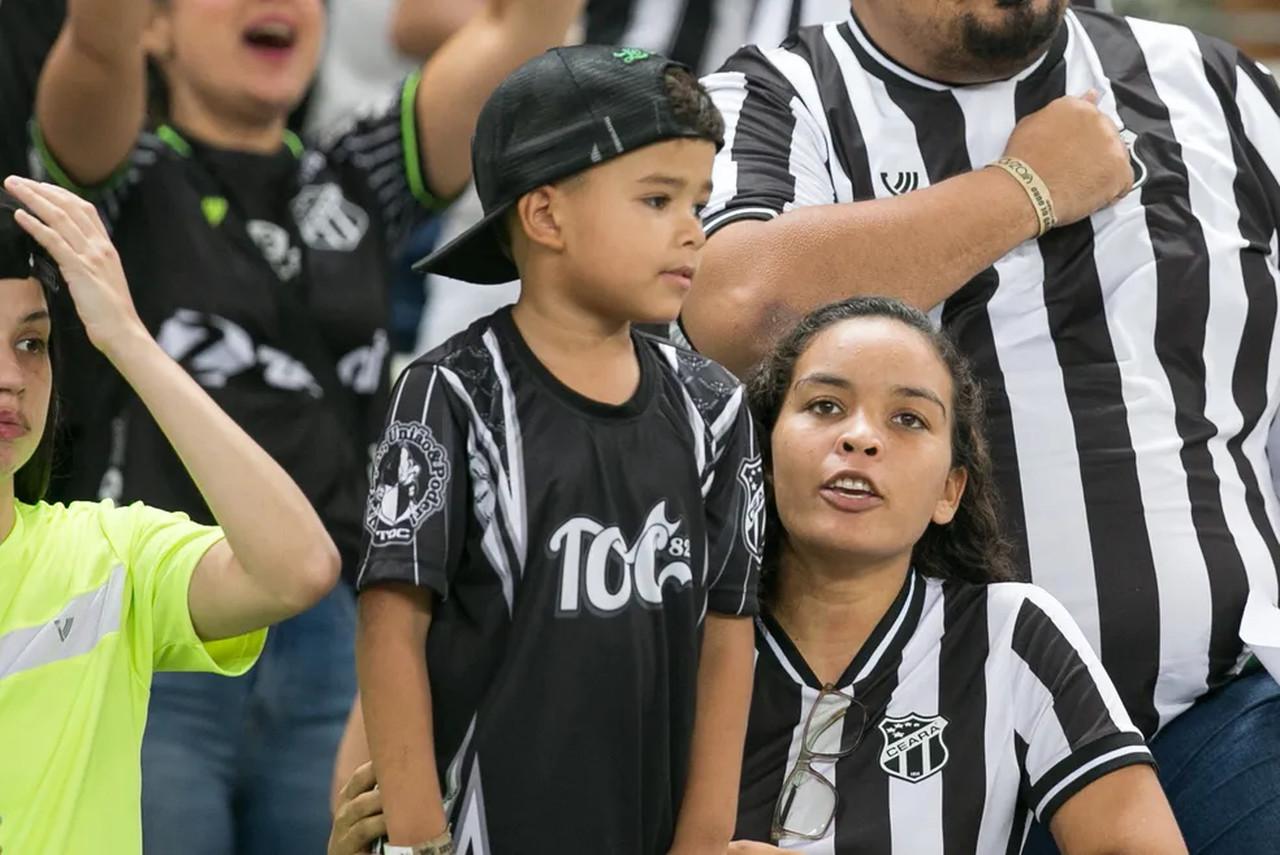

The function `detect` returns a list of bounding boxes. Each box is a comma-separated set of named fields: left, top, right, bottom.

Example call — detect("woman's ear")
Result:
left=142, top=6, right=174, bottom=62
left=515, top=186, right=566, bottom=254
left=932, top=466, right=968, bottom=526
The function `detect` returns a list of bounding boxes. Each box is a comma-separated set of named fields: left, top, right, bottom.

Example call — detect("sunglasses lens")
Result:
left=775, top=767, right=837, bottom=840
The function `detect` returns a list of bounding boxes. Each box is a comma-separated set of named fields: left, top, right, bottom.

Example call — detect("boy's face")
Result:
left=554, top=138, right=716, bottom=325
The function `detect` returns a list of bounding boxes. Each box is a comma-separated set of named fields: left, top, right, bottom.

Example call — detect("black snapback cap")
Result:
left=415, top=44, right=725, bottom=285
left=0, top=190, right=61, bottom=292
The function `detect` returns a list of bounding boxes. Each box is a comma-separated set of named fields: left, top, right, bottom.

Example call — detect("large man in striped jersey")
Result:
left=684, top=0, right=1280, bottom=851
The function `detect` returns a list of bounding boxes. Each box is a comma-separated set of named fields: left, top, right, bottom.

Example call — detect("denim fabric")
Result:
left=1023, top=665, right=1280, bottom=855
left=141, top=584, right=356, bottom=855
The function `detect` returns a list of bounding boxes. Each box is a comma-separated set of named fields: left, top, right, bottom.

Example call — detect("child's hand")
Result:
left=328, top=762, right=387, bottom=855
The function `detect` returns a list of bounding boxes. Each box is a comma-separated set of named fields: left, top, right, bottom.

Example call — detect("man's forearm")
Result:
left=683, top=167, right=1041, bottom=377
left=670, top=615, right=756, bottom=854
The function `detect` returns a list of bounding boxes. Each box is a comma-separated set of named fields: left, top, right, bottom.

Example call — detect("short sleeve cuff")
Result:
left=707, top=588, right=759, bottom=618
left=355, top=558, right=449, bottom=601
left=151, top=530, right=266, bottom=676
left=1030, top=731, right=1155, bottom=825
left=29, top=119, right=132, bottom=198
left=702, top=205, right=780, bottom=238
left=399, top=70, right=443, bottom=211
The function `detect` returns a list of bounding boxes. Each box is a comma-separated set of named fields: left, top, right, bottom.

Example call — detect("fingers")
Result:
left=340, top=761, right=379, bottom=802
left=3, top=176, right=103, bottom=250
left=11, top=207, right=76, bottom=269
left=1082, top=88, right=1100, bottom=105
left=337, top=787, right=384, bottom=825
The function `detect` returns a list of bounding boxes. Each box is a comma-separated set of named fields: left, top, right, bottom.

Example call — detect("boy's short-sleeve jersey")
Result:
left=0, top=499, right=266, bottom=854
left=356, top=307, right=762, bottom=854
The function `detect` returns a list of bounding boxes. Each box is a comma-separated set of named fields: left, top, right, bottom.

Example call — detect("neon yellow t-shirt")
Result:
left=0, top=499, right=267, bottom=853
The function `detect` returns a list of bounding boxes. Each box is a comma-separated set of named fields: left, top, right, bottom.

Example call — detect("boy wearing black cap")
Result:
left=354, top=46, right=760, bottom=855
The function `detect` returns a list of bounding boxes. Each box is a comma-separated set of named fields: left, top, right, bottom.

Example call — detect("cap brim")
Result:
left=412, top=202, right=519, bottom=284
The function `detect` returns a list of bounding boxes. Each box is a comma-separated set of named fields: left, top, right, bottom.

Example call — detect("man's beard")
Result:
left=957, top=0, right=1067, bottom=76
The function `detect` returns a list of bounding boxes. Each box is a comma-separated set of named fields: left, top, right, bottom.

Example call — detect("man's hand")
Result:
left=1003, top=91, right=1134, bottom=227
left=328, top=762, right=387, bottom=855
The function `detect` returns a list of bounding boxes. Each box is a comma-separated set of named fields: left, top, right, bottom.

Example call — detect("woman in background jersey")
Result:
left=0, top=177, right=337, bottom=853
left=30, top=0, right=582, bottom=851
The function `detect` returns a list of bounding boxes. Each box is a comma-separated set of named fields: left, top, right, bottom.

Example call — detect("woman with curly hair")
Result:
left=729, top=296, right=1184, bottom=854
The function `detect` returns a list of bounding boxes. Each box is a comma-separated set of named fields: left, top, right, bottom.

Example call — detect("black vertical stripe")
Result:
left=1005, top=734, right=1034, bottom=855
left=798, top=24, right=874, bottom=198
left=583, top=0, right=636, bottom=47
left=671, top=0, right=714, bottom=76
left=1199, top=38, right=1280, bottom=602
left=725, top=46, right=802, bottom=211
left=938, top=583, right=988, bottom=855
left=735, top=629, right=806, bottom=841
left=865, top=61, right=1032, bottom=577
left=1078, top=12, right=1251, bottom=690
left=1014, top=39, right=1162, bottom=737
left=787, top=0, right=804, bottom=38
left=1011, top=599, right=1111, bottom=747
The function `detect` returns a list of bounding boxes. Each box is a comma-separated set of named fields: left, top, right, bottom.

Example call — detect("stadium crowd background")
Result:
left=1, top=0, right=1280, bottom=853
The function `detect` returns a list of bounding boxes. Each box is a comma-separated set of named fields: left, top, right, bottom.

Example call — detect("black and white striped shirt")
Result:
left=701, top=6, right=1280, bottom=738
left=738, top=572, right=1151, bottom=853
left=585, top=0, right=850, bottom=75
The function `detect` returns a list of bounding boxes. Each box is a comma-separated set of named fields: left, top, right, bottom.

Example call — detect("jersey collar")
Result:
left=757, top=567, right=927, bottom=692
left=840, top=7, right=1072, bottom=94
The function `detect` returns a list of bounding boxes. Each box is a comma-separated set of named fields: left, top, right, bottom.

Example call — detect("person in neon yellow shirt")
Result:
left=0, top=175, right=341, bottom=854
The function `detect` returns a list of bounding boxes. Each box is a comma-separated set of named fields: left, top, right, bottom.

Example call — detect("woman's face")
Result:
left=0, top=278, right=51, bottom=482
left=769, top=317, right=967, bottom=570
left=147, top=0, right=326, bottom=125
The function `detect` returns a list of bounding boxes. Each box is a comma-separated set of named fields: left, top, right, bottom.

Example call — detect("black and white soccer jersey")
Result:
left=737, top=571, right=1152, bottom=854
left=356, top=308, right=762, bottom=855
left=34, top=75, right=439, bottom=575
left=700, top=6, right=1280, bottom=739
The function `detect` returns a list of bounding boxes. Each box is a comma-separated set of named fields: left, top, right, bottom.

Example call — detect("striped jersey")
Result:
left=700, top=5, right=1280, bottom=737
left=0, top=0, right=63, bottom=178
left=356, top=308, right=762, bottom=855
left=737, top=571, right=1151, bottom=854
left=586, top=0, right=850, bottom=75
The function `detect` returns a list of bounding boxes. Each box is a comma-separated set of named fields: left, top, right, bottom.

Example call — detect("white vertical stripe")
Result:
left=704, top=70, right=750, bottom=219
left=764, top=39, right=854, bottom=204
left=747, top=0, right=791, bottom=48
left=1069, top=14, right=1214, bottom=725
left=701, top=0, right=751, bottom=76
left=1133, top=19, right=1280, bottom=612
left=885, top=586, right=945, bottom=854
left=953, top=76, right=1106, bottom=657
left=413, top=369, right=439, bottom=587
left=1256, top=230, right=1280, bottom=555
left=821, top=25, right=928, bottom=204
left=482, top=331, right=528, bottom=565
left=974, top=587, right=1023, bottom=854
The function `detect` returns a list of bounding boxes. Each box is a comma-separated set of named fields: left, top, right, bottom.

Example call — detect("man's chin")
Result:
left=958, top=0, right=1066, bottom=75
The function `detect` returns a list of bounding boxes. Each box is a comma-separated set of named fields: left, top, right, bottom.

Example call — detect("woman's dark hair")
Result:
left=747, top=296, right=1017, bottom=594
left=13, top=319, right=58, bottom=504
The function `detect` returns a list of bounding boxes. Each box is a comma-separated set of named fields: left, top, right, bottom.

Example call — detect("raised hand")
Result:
left=3, top=175, right=146, bottom=358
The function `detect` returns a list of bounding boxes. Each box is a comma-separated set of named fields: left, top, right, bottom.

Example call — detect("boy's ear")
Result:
left=515, top=186, right=565, bottom=253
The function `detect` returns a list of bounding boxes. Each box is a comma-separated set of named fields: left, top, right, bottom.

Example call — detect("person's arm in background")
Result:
left=6, top=176, right=338, bottom=639
left=331, top=697, right=372, bottom=815
left=33, top=0, right=148, bottom=186
left=681, top=52, right=1135, bottom=378
left=391, top=0, right=485, bottom=59
left=414, top=0, right=584, bottom=200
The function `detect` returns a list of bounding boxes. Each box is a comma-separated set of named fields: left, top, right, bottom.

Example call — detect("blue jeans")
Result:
left=1023, top=665, right=1280, bottom=854
left=141, top=585, right=356, bottom=855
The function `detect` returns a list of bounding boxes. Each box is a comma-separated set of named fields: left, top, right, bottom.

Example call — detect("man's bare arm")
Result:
left=391, top=0, right=485, bottom=59
left=684, top=92, right=1134, bottom=377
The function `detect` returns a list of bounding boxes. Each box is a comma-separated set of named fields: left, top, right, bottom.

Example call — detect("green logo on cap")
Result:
left=613, top=48, right=651, bottom=65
